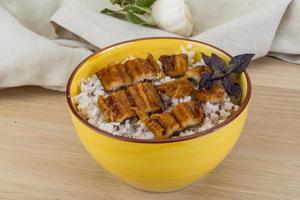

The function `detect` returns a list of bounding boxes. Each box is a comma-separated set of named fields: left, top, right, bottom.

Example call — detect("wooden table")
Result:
left=0, top=57, right=299, bottom=200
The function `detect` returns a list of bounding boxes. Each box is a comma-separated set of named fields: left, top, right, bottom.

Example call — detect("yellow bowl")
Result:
left=66, top=37, right=251, bottom=192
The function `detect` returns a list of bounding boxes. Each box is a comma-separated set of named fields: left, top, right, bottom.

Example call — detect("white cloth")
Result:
left=0, top=0, right=299, bottom=91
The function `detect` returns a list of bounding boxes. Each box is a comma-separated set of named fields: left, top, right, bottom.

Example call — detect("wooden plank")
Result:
left=0, top=57, right=299, bottom=200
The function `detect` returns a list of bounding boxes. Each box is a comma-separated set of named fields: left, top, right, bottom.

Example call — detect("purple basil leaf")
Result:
left=230, top=53, right=255, bottom=73
left=211, top=70, right=226, bottom=79
left=199, top=72, right=213, bottom=89
left=230, top=83, right=242, bottom=104
left=225, top=64, right=234, bottom=75
left=231, top=83, right=241, bottom=97
left=201, top=53, right=211, bottom=67
left=210, top=53, right=227, bottom=72
left=222, top=74, right=234, bottom=94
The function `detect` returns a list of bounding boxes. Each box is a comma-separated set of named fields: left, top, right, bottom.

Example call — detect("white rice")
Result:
left=181, top=44, right=196, bottom=66
left=153, top=75, right=175, bottom=85
left=73, top=46, right=240, bottom=139
left=191, top=60, right=205, bottom=68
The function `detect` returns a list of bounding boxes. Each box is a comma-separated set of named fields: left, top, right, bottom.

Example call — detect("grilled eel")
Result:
left=185, top=65, right=212, bottom=83
left=98, top=90, right=136, bottom=122
left=133, top=101, right=204, bottom=139
left=151, top=112, right=181, bottom=138
left=132, top=108, right=165, bottom=139
left=124, top=58, right=158, bottom=84
left=193, top=84, right=225, bottom=103
left=128, top=82, right=164, bottom=114
left=96, top=63, right=132, bottom=92
left=146, top=54, right=165, bottom=79
left=133, top=108, right=181, bottom=139
left=97, top=55, right=164, bottom=91
left=98, top=82, right=163, bottom=123
left=172, top=101, right=205, bottom=128
left=159, top=54, right=188, bottom=77
left=156, top=77, right=195, bottom=98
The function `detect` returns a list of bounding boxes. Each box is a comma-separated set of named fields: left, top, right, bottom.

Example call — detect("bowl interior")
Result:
left=67, top=37, right=250, bottom=142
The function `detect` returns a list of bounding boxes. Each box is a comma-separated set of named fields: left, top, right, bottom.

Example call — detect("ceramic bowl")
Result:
left=66, top=37, right=251, bottom=192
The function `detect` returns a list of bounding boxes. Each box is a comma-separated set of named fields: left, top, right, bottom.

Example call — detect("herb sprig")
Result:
left=101, top=0, right=156, bottom=25
left=200, top=53, right=255, bottom=104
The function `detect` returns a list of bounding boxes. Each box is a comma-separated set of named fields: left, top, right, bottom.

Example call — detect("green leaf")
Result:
left=135, top=0, right=156, bottom=8
left=123, top=4, right=151, bottom=14
left=126, top=11, right=155, bottom=26
left=110, top=0, right=134, bottom=7
left=126, top=11, right=148, bottom=25
left=101, top=8, right=127, bottom=20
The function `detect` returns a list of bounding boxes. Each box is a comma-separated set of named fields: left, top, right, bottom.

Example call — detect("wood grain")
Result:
left=0, top=57, right=300, bottom=200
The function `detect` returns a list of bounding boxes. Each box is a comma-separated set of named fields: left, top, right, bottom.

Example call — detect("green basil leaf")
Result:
left=110, top=0, right=134, bottom=7
left=123, top=4, right=151, bottom=14
left=101, top=8, right=127, bottom=20
left=135, top=0, right=156, bottom=8
left=126, top=11, right=148, bottom=25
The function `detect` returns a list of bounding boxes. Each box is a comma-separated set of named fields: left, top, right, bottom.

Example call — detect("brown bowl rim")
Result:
left=66, top=37, right=252, bottom=144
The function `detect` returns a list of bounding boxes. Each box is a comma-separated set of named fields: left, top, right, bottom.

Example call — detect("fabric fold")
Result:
left=192, top=0, right=292, bottom=58
left=50, top=0, right=175, bottom=48
left=0, top=0, right=299, bottom=91
left=0, top=6, right=91, bottom=91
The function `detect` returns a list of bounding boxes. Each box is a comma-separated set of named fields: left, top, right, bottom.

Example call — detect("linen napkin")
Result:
left=0, top=0, right=299, bottom=91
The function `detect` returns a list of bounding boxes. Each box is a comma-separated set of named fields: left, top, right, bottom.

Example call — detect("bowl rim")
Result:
left=66, top=37, right=252, bottom=144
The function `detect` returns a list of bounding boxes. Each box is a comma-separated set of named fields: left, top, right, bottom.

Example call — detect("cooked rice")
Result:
left=73, top=45, right=240, bottom=139
left=153, top=75, right=175, bottom=85
left=181, top=45, right=195, bottom=66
